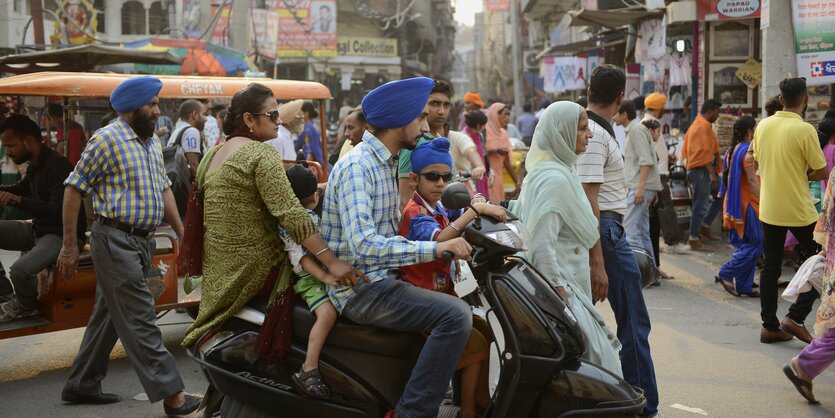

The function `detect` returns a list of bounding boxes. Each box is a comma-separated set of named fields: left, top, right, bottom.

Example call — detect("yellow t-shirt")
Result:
left=752, top=111, right=826, bottom=226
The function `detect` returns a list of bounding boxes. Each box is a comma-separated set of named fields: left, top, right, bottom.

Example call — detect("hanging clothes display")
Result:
left=635, top=17, right=666, bottom=62
left=669, top=53, right=692, bottom=87
left=643, top=56, right=667, bottom=82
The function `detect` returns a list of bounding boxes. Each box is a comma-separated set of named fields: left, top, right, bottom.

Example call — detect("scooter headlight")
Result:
left=484, top=220, right=530, bottom=251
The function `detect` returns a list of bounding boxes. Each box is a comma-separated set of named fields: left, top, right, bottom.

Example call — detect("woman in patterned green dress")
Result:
left=183, top=84, right=362, bottom=349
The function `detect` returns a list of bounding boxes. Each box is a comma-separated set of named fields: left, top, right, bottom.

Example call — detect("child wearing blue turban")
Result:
left=397, top=137, right=506, bottom=418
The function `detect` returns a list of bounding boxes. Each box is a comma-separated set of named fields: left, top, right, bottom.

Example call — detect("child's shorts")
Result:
left=294, top=275, right=330, bottom=312
left=456, top=315, right=494, bottom=370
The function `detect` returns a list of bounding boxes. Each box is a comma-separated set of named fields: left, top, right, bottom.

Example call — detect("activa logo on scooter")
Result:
left=236, top=371, right=294, bottom=391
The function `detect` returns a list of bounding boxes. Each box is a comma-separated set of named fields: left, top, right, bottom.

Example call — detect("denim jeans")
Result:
left=687, top=167, right=711, bottom=238
left=342, top=277, right=472, bottom=418
left=702, top=188, right=723, bottom=228
left=600, top=217, right=659, bottom=415
left=625, top=189, right=658, bottom=259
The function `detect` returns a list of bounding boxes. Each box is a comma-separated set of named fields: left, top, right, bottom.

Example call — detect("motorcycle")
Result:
left=188, top=183, right=646, bottom=417
left=665, top=130, right=692, bottom=228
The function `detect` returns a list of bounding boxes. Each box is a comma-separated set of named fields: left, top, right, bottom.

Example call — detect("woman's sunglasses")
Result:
left=418, top=171, right=453, bottom=182
left=250, top=110, right=280, bottom=124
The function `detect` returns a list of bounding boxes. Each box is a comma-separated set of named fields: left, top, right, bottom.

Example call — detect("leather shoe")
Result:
left=781, top=317, right=813, bottom=344
left=760, top=328, right=793, bottom=344
left=700, top=225, right=720, bottom=241
left=61, top=386, right=122, bottom=405
left=164, top=393, right=202, bottom=416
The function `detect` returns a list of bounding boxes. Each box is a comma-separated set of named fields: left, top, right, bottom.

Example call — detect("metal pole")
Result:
left=509, top=0, right=523, bottom=119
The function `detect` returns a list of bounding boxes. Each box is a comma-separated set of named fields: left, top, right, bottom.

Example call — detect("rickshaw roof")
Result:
left=0, top=72, right=332, bottom=100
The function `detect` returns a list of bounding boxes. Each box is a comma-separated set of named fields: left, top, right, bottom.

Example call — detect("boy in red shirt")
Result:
left=398, top=137, right=505, bottom=418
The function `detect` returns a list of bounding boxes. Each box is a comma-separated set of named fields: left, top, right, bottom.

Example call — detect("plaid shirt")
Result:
left=321, top=131, right=438, bottom=312
left=65, top=117, right=172, bottom=231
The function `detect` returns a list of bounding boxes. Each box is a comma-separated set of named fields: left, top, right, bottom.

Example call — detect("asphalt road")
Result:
left=1, top=240, right=835, bottom=417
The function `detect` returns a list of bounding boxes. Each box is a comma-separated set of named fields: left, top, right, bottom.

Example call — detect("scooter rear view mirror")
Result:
left=441, top=182, right=472, bottom=210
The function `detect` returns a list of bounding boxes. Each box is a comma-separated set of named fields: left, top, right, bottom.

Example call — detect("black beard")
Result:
left=131, top=111, right=157, bottom=139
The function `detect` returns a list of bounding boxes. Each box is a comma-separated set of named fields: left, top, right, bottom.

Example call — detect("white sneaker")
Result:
left=661, top=243, right=690, bottom=254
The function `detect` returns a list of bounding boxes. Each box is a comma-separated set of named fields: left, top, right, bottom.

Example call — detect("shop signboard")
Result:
left=792, top=0, right=835, bottom=86
left=486, top=0, right=510, bottom=12
left=337, top=37, right=398, bottom=58
left=265, top=0, right=337, bottom=58
left=697, top=0, right=761, bottom=21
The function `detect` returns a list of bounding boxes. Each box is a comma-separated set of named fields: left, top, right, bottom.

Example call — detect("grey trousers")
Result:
left=0, top=221, right=63, bottom=310
left=65, top=222, right=184, bottom=403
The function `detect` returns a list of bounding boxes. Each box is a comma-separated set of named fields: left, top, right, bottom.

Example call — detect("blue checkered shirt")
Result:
left=321, top=131, right=438, bottom=312
left=65, top=117, right=172, bottom=231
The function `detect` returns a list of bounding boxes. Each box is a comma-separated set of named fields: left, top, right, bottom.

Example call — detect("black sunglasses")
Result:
left=250, top=110, right=280, bottom=124
left=418, top=171, right=453, bottom=182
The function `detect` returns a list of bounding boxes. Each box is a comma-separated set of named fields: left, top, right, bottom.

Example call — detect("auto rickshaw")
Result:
left=0, top=72, right=332, bottom=340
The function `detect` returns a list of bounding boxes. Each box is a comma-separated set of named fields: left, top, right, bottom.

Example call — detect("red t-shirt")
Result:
left=398, top=192, right=461, bottom=296
left=57, top=120, right=85, bottom=166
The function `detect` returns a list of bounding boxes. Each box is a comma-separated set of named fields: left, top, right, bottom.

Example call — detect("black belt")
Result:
left=599, top=210, right=623, bottom=222
left=96, top=216, right=154, bottom=239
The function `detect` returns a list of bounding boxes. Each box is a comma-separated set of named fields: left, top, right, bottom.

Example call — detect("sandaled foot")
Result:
left=719, top=280, right=740, bottom=297
left=292, top=366, right=331, bottom=399
left=783, top=362, right=818, bottom=404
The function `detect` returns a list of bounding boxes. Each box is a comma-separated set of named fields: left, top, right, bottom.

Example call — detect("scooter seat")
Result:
left=292, top=302, right=424, bottom=358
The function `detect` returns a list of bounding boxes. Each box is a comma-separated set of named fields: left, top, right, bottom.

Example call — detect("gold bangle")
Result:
left=314, top=247, right=329, bottom=257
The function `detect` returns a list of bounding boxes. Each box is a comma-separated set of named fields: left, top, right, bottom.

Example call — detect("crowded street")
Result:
left=3, top=243, right=835, bottom=418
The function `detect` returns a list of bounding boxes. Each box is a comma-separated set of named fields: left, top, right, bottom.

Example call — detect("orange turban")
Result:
left=463, top=91, right=484, bottom=108
left=644, top=93, right=667, bottom=111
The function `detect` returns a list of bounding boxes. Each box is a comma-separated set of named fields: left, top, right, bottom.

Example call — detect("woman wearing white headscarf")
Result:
left=512, top=101, right=623, bottom=374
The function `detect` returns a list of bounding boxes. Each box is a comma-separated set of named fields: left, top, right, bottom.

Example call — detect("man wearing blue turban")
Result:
left=321, top=77, right=474, bottom=418
left=59, top=76, right=201, bottom=416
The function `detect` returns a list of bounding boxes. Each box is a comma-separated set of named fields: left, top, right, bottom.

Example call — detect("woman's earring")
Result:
left=248, top=125, right=254, bottom=133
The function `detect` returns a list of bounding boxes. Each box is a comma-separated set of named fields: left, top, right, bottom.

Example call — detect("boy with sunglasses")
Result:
left=397, top=137, right=505, bottom=418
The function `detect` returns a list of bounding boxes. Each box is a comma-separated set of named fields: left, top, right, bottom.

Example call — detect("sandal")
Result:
left=719, top=279, right=740, bottom=297
left=292, top=366, right=331, bottom=399
left=783, top=363, right=819, bottom=404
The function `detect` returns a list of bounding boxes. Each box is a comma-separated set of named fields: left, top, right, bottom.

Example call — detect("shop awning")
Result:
left=569, top=8, right=665, bottom=29
left=0, top=44, right=183, bottom=68
left=536, top=38, right=626, bottom=59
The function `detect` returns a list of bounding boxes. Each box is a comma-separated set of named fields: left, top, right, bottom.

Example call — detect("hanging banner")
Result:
left=735, top=58, right=762, bottom=89
left=697, top=0, right=761, bottom=21
left=210, top=3, right=232, bottom=47
left=50, top=0, right=97, bottom=45
left=792, top=0, right=835, bottom=86
left=485, top=0, right=510, bottom=12
left=542, top=57, right=588, bottom=94
left=251, top=8, right=280, bottom=59
left=265, top=0, right=337, bottom=58
left=183, top=0, right=201, bottom=36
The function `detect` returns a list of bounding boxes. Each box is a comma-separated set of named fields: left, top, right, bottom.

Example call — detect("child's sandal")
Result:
left=292, top=366, right=331, bottom=399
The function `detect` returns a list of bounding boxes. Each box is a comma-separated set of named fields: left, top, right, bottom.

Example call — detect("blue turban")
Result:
left=411, top=137, right=453, bottom=173
left=361, top=77, right=434, bottom=129
left=110, top=76, right=163, bottom=114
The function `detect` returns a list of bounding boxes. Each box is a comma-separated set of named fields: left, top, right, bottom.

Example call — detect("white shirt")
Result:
left=203, top=115, right=221, bottom=147
left=265, top=125, right=297, bottom=160
left=447, top=130, right=477, bottom=173
left=577, top=114, right=628, bottom=215
left=167, top=121, right=203, bottom=155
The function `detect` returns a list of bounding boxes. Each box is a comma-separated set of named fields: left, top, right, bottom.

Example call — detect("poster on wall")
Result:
left=735, top=58, right=762, bottom=89
left=542, top=57, right=588, bottom=94
left=251, top=8, right=280, bottom=58
left=211, top=3, right=231, bottom=47
left=792, top=0, right=835, bottom=85
left=697, top=0, right=761, bottom=21
left=183, top=0, right=201, bottom=36
left=266, top=0, right=337, bottom=58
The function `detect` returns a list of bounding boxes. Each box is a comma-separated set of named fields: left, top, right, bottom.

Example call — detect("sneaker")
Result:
left=661, top=242, right=691, bottom=254
left=0, top=299, right=37, bottom=323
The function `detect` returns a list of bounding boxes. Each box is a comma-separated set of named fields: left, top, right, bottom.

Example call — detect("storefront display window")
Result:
left=709, top=20, right=754, bottom=60
left=709, top=63, right=753, bottom=108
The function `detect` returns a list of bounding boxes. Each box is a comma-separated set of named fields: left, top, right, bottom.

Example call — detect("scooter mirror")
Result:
left=441, top=182, right=472, bottom=210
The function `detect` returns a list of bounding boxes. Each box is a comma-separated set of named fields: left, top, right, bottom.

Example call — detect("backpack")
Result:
left=162, top=127, right=193, bottom=219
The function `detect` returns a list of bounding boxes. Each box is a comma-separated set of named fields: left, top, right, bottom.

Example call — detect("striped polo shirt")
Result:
left=576, top=111, right=628, bottom=215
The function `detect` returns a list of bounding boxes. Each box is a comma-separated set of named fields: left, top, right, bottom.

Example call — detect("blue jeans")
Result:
left=625, top=189, right=657, bottom=259
left=342, top=277, right=472, bottom=418
left=702, top=189, right=723, bottom=228
left=687, top=167, right=712, bottom=238
left=600, top=217, right=659, bottom=416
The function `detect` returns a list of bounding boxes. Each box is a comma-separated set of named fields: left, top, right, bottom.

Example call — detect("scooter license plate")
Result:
left=674, top=205, right=691, bottom=218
